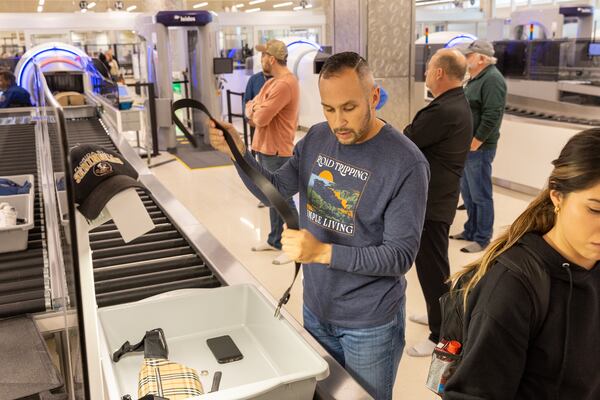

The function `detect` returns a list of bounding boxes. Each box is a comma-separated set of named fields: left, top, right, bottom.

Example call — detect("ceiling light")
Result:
left=192, top=2, right=208, bottom=8
left=234, top=3, right=245, bottom=7
left=126, top=5, right=137, bottom=11
left=210, top=10, right=218, bottom=16
left=273, top=2, right=293, bottom=7
left=249, top=0, right=265, bottom=4
left=39, top=0, right=45, bottom=5
left=245, top=7, right=261, bottom=12
left=37, top=5, right=43, bottom=12
left=87, top=1, right=96, bottom=8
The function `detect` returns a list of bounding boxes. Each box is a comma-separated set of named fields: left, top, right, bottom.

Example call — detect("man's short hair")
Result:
left=319, top=51, right=372, bottom=83
left=0, top=70, right=16, bottom=85
left=435, top=51, right=467, bottom=81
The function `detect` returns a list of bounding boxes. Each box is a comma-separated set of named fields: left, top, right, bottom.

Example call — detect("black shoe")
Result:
left=457, top=204, right=466, bottom=210
left=449, top=232, right=469, bottom=240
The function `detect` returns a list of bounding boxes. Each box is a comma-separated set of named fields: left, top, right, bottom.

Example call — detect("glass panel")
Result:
left=25, top=61, right=90, bottom=400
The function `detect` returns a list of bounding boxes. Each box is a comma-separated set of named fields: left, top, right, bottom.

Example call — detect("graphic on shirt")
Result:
left=307, top=154, right=370, bottom=236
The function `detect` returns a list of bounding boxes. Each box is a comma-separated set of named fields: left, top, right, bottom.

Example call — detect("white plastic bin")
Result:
left=0, top=174, right=34, bottom=253
left=98, top=285, right=329, bottom=400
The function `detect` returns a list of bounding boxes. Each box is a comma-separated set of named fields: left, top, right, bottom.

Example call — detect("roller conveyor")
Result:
left=49, top=117, right=222, bottom=308
left=0, top=123, right=48, bottom=318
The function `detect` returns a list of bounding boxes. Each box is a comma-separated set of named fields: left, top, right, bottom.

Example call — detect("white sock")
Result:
left=406, top=339, right=437, bottom=357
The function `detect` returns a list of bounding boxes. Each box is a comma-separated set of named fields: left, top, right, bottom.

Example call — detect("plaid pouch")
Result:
left=138, top=358, right=204, bottom=399
left=113, top=328, right=204, bottom=399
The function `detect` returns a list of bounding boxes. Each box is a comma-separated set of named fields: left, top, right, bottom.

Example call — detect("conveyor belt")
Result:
left=0, top=123, right=48, bottom=318
left=504, top=104, right=600, bottom=126
left=52, top=117, right=222, bottom=307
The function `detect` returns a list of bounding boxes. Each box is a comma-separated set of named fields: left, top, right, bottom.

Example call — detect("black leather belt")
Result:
left=172, top=99, right=300, bottom=318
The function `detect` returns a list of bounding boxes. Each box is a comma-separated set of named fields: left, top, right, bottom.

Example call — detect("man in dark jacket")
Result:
left=404, top=48, right=473, bottom=356
left=0, top=70, right=31, bottom=108
left=452, top=40, right=507, bottom=253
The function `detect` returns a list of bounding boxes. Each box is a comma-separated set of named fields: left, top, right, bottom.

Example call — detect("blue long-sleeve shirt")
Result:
left=243, top=72, right=270, bottom=105
left=235, top=121, right=429, bottom=328
left=0, top=84, right=32, bottom=108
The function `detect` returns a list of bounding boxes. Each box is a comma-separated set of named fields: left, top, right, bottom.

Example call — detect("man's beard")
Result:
left=334, top=107, right=372, bottom=145
left=262, top=63, right=272, bottom=75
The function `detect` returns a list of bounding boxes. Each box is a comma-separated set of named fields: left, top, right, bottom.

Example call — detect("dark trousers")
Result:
left=257, top=153, right=297, bottom=249
left=414, top=219, right=450, bottom=343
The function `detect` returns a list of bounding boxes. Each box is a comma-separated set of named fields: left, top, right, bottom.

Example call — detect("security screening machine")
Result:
left=135, top=10, right=222, bottom=153
left=15, top=42, right=143, bottom=132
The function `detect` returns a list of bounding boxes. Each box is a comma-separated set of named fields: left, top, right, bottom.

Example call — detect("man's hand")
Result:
left=281, top=228, right=332, bottom=265
left=470, top=137, right=483, bottom=151
left=209, top=120, right=246, bottom=159
left=245, top=100, right=256, bottom=127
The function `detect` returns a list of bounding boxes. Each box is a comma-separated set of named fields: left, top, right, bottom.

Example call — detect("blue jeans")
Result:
left=257, top=153, right=297, bottom=249
left=460, top=148, right=496, bottom=247
left=303, top=299, right=406, bottom=400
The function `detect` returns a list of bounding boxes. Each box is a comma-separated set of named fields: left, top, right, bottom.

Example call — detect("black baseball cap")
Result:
left=70, top=144, right=143, bottom=220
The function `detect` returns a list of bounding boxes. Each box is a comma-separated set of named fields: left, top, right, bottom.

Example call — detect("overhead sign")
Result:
left=559, top=6, right=594, bottom=17
left=155, top=10, right=212, bottom=27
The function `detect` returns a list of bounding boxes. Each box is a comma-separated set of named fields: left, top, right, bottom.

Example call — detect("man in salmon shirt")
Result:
left=246, top=39, right=300, bottom=265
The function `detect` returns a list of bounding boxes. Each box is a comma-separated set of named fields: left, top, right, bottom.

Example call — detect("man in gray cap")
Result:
left=245, top=39, right=300, bottom=264
left=451, top=39, right=507, bottom=253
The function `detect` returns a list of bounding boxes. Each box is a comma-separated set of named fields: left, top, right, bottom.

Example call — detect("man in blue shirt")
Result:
left=243, top=71, right=271, bottom=105
left=0, top=71, right=32, bottom=108
left=244, top=70, right=272, bottom=209
left=210, top=52, right=429, bottom=400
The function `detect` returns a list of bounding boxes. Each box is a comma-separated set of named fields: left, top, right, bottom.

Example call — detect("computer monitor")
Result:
left=213, top=57, right=233, bottom=74
left=589, top=43, right=600, bottom=57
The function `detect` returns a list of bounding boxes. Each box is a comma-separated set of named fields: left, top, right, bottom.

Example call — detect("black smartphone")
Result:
left=206, top=335, right=243, bottom=364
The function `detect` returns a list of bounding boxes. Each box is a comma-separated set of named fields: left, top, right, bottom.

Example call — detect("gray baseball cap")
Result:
left=457, top=39, right=495, bottom=57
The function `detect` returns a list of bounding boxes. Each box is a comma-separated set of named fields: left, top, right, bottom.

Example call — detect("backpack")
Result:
left=426, top=244, right=551, bottom=396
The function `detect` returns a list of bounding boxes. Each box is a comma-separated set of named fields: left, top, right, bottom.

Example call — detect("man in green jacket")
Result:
left=451, top=40, right=507, bottom=253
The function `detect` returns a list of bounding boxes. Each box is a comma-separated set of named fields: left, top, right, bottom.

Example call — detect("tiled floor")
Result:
left=150, top=143, right=534, bottom=399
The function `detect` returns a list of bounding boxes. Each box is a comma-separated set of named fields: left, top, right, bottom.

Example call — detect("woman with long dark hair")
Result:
left=444, top=128, right=600, bottom=399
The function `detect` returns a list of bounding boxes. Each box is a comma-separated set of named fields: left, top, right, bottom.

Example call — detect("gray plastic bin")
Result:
left=98, top=285, right=329, bottom=399
left=0, top=174, right=34, bottom=253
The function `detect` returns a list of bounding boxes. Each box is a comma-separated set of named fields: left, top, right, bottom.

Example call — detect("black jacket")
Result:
left=444, top=232, right=600, bottom=400
left=404, top=87, right=472, bottom=225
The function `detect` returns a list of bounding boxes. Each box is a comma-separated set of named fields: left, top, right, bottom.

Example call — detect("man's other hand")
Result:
left=209, top=120, right=246, bottom=158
